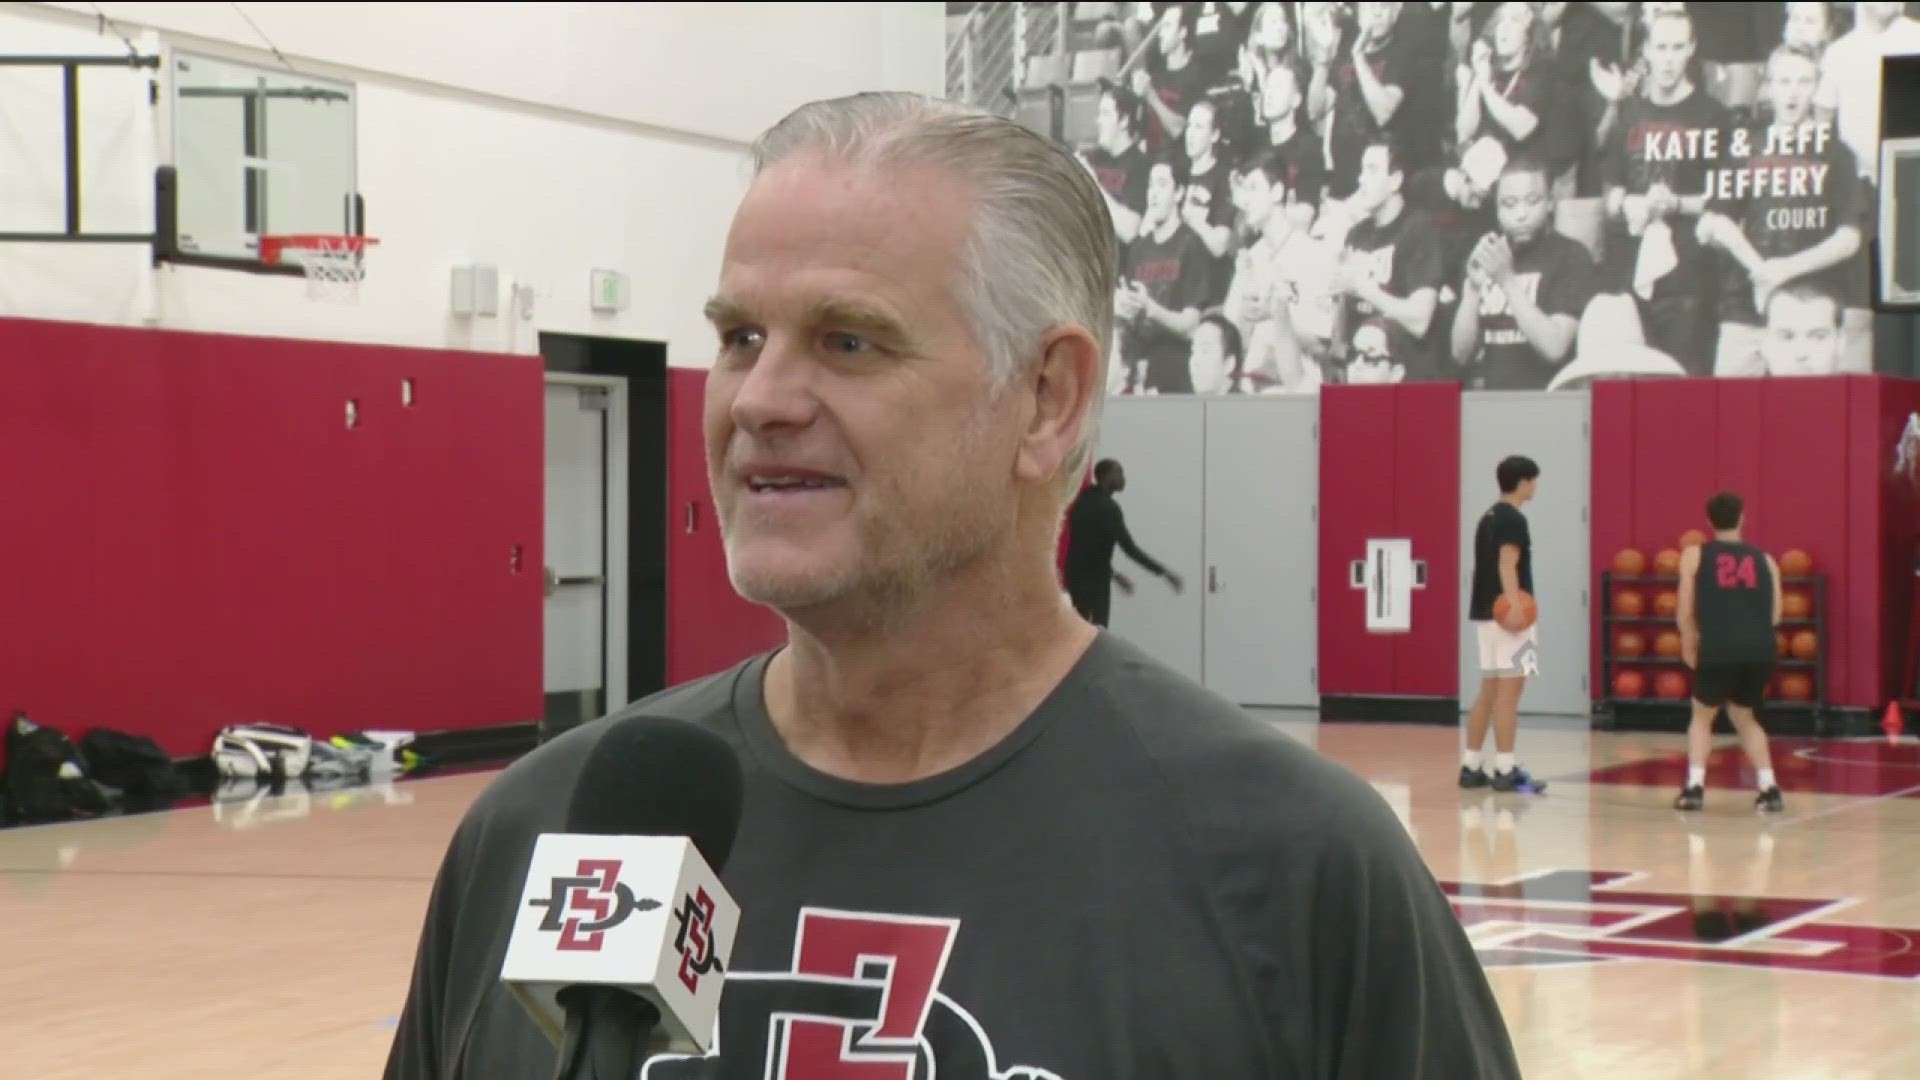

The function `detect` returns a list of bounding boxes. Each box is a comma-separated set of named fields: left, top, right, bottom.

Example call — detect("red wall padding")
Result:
left=664, top=368, right=786, bottom=684
left=0, top=316, right=543, bottom=757
left=1590, top=375, right=1920, bottom=709
left=1392, top=383, right=1464, bottom=697
left=1866, top=379, right=1920, bottom=702
left=1318, top=383, right=1461, bottom=698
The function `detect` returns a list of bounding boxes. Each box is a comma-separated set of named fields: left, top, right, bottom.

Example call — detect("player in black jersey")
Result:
left=1675, top=491, right=1786, bottom=812
left=1063, top=459, right=1184, bottom=626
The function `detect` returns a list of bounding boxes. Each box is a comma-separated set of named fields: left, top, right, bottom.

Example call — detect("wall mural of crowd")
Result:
left=953, top=2, right=1920, bottom=394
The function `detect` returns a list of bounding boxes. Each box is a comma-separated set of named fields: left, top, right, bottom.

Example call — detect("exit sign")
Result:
left=589, top=268, right=628, bottom=313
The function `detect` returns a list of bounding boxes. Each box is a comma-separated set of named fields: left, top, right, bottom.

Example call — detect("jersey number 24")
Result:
left=1716, top=552, right=1758, bottom=590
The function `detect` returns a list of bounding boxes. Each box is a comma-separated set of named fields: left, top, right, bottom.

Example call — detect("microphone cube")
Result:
left=501, top=833, right=739, bottom=1055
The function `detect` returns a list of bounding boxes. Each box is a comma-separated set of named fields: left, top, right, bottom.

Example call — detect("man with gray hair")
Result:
left=383, top=91, right=1520, bottom=1080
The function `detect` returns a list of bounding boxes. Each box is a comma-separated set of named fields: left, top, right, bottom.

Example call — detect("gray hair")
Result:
left=748, top=91, right=1116, bottom=506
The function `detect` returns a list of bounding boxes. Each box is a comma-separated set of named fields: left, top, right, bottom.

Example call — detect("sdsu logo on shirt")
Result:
left=642, top=908, right=1063, bottom=1080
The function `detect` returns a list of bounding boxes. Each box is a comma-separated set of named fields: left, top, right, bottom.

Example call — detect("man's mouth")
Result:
left=745, top=473, right=847, bottom=493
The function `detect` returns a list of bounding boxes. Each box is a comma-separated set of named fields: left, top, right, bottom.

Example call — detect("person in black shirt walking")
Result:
left=1461, top=455, right=1547, bottom=794
left=1675, top=491, right=1786, bottom=812
left=1063, top=459, right=1183, bottom=627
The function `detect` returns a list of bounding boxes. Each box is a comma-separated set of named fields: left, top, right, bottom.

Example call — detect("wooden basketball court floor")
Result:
left=2, top=716, right=1916, bottom=1079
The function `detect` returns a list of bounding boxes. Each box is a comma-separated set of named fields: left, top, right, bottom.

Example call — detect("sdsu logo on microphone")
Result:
left=672, top=887, right=726, bottom=992
left=527, top=858, right=661, bottom=951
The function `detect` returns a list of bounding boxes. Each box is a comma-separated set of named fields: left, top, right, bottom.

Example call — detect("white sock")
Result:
left=1462, top=750, right=1483, bottom=770
left=1688, top=767, right=1706, bottom=789
left=1495, top=752, right=1517, bottom=775
left=1757, top=768, right=1776, bottom=791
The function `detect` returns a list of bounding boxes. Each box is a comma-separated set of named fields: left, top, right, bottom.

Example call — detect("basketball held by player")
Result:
left=1674, top=491, right=1786, bottom=813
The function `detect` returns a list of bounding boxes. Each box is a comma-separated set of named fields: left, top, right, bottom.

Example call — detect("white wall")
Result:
left=0, top=2, right=946, bottom=365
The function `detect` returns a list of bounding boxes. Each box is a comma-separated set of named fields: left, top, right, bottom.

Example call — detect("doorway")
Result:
left=543, top=374, right=626, bottom=733
left=539, top=332, right=668, bottom=738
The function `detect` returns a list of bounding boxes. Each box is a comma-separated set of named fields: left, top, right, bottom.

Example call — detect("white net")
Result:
left=273, top=236, right=371, bottom=302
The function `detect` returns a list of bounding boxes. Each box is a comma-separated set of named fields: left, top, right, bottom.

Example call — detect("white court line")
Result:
left=1789, top=747, right=1920, bottom=771
left=1772, top=782, right=1920, bottom=829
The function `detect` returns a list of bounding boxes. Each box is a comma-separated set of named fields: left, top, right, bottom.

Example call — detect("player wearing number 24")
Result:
left=1673, top=492, right=1786, bottom=814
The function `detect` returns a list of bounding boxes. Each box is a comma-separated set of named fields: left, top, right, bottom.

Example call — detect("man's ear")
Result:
left=1015, top=325, right=1102, bottom=488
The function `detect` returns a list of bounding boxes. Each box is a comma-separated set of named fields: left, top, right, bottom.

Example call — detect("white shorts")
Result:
left=1474, top=620, right=1540, bottom=679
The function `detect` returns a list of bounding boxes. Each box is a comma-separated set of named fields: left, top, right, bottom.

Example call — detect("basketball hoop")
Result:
left=260, top=234, right=379, bottom=301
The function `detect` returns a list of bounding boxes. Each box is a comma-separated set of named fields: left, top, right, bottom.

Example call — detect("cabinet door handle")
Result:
left=685, top=501, right=699, bottom=534
left=1208, top=566, right=1219, bottom=593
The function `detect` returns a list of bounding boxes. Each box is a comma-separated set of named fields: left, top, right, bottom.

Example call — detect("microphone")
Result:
left=501, top=715, right=745, bottom=1080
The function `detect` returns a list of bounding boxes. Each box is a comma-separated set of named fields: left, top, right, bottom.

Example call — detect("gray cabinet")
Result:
left=1093, top=396, right=1319, bottom=707
left=1456, top=392, right=1593, bottom=716
left=1201, top=397, right=1319, bottom=707
left=1100, top=398, right=1207, bottom=684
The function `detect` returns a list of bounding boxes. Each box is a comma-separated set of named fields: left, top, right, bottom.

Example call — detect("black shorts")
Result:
left=1693, top=660, right=1773, bottom=710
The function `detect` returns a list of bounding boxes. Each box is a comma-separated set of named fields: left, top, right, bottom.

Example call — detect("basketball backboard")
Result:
left=0, top=43, right=364, bottom=278
left=165, top=49, right=360, bottom=265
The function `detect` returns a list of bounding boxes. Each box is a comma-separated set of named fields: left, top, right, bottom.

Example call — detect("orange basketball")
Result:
left=1615, top=589, right=1646, bottom=618
left=1615, top=630, right=1647, bottom=658
left=1494, top=591, right=1538, bottom=631
left=1655, top=670, right=1690, bottom=699
left=1782, top=591, right=1812, bottom=620
left=1613, top=548, right=1647, bottom=576
left=1678, top=529, right=1707, bottom=550
left=1778, top=673, right=1813, bottom=700
left=1654, top=590, right=1679, bottom=618
left=1790, top=630, right=1820, bottom=660
left=1614, top=670, right=1647, bottom=698
left=1780, top=549, right=1813, bottom=578
left=1776, top=630, right=1789, bottom=658
left=1654, top=630, right=1683, bottom=658
left=1653, top=548, right=1682, bottom=576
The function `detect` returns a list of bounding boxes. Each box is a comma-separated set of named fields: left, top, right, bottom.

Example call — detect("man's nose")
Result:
left=729, top=338, right=821, bottom=434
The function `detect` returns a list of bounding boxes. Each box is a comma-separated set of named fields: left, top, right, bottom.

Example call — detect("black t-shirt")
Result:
left=1261, top=124, right=1331, bottom=209
left=1602, top=88, right=1737, bottom=204
left=1405, top=169, right=1496, bottom=298
left=1469, top=63, right=1577, bottom=180
left=1188, top=1, right=1248, bottom=96
left=1121, top=222, right=1216, bottom=393
left=1716, top=125, right=1866, bottom=324
left=1466, top=231, right=1599, bottom=390
left=1599, top=88, right=1736, bottom=300
left=1686, top=2, right=1784, bottom=65
left=1549, top=4, right=1634, bottom=198
left=1694, top=540, right=1777, bottom=664
left=1328, top=30, right=1432, bottom=195
left=1146, top=53, right=1214, bottom=154
left=1470, top=501, right=1532, bottom=620
left=381, top=636, right=1522, bottom=1080
left=1085, top=143, right=1152, bottom=221
left=1064, top=485, right=1165, bottom=583
left=1390, top=2, right=1455, bottom=173
left=1342, top=206, right=1447, bottom=380
left=1187, top=153, right=1238, bottom=298
left=1186, top=154, right=1238, bottom=241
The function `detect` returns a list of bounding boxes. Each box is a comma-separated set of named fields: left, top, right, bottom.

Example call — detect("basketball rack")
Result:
left=1594, top=569, right=1830, bottom=736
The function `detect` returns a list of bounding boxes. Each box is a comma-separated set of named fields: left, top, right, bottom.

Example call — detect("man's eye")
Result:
left=720, top=327, right=764, bottom=351
left=823, top=332, right=874, bottom=355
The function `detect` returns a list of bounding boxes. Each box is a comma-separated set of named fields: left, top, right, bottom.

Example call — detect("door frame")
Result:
left=544, top=371, right=630, bottom=713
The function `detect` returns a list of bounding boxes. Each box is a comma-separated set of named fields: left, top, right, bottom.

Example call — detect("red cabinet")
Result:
left=665, top=368, right=786, bottom=684
left=1317, top=383, right=1462, bottom=704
